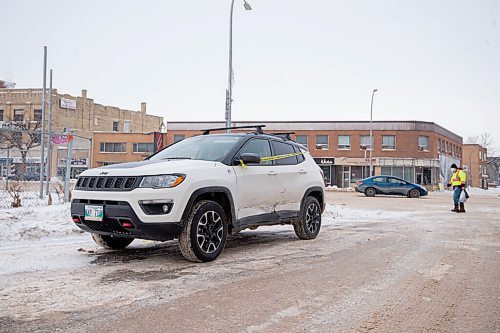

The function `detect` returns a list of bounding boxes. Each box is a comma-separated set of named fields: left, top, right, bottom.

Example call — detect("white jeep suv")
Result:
left=71, top=126, right=325, bottom=262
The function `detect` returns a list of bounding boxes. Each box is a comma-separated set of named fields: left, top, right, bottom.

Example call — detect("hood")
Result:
left=81, top=159, right=219, bottom=177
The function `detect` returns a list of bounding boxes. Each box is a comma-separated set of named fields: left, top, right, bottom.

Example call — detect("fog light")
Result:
left=162, top=205, right=170, bottom=213
left=72, top=216, right=81, bottom=224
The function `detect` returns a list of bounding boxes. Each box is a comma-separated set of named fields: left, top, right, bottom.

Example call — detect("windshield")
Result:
left=150, top=135, right=241, bottom=162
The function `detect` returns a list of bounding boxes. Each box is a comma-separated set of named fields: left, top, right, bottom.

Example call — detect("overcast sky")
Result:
left=2, top=0, right=499, bottom=148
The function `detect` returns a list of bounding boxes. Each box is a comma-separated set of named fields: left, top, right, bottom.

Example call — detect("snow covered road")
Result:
left=1, top=190, right=499, bottom=332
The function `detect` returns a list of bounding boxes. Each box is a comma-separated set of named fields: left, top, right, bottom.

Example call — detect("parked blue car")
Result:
left=355, top=175, right=428, bottom=198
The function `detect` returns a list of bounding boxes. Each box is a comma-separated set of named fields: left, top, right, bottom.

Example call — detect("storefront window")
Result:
left=392, top=167, right=404, bottom=179
left=351, top=166, right=364, bottom=182
left=381, top=167, right=391, bottom=175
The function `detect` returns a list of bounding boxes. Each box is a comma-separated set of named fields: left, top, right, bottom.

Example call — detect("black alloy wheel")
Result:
left=179, top=200, right=228, bottom=262
left=196, top=210, right=224, bottom=254
left=294, top=196, right=322, bottom=240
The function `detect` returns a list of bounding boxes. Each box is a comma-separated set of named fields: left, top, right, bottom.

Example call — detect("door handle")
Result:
left=267, top=171, right=277, bottom=176
left=299, top=169, right=307, bottom=174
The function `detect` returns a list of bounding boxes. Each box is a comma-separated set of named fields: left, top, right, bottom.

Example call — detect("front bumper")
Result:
left=71, top=199, right=182, bottom=241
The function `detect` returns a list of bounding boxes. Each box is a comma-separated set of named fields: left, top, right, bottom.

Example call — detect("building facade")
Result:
left=486, top=157, right=500, bottom=186
left=91, top=132, right=167, bottom=168
left=166, top=121, right=463, bottom=189
left=0, top=88, right=164, bottom=178
left=462, top=144, right=488, bottom=188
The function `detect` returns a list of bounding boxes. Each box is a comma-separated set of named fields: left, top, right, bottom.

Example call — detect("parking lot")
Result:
left=1, top=190, right=499, bottom=332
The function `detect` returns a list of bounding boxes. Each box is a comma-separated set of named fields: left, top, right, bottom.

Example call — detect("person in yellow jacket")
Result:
left=446, top=163, right=467, bottom=213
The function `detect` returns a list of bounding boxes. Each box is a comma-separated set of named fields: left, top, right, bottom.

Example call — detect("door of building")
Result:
left=342, top=167, right=350, bottom=188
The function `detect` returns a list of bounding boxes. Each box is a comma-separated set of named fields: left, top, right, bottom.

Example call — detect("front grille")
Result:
left=75, top=176, right=141, bottom=191
left=81, top=217, right=132, bottom=235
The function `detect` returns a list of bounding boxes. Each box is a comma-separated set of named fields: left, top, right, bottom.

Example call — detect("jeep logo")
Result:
left=100, top=171, right=109, bottom=175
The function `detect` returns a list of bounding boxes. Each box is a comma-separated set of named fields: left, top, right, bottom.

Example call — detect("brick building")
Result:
left=91, top=132, right=167, bottom=168
left=486, top=157, right=500, bottom=187
left=166, top=121, right=463, bottom=189
left=0, top=88, right=164, bottom=178
left=462, top=144, right=488, bottom=188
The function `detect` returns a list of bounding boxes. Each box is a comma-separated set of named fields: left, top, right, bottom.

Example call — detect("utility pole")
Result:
left=369, top=89, right=378, bottom=177
left=225, top=0, right=252, bottom=132
left=39, top=46, right=47, bottom=198
left=46, top=69, right=53, bottom=195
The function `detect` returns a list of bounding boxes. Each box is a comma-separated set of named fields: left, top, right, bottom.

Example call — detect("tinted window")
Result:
left=238, top=139, right=272, bottom=165
left=388, top=178, right=404, bottom=185
left=271, top=141, right=297, bottom=165
left=294, top=146, right=305, bottom=163
left=372, top=177, right=386, bottom=183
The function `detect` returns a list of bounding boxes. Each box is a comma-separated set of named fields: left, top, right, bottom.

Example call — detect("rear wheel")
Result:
left=294, top=196, right=321, bottom=240
left=409, top=189, right=420, bottom=198
left=178, top=200, right=228, bottom=262
left=92, top=234, right=133, bottom=249
left=365, top=187, right=376, bottom=197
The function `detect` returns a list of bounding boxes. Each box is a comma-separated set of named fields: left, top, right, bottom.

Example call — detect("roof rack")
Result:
left=270, top=132, right=295, bottom=141
left=202, top=124, right=266, bottom=135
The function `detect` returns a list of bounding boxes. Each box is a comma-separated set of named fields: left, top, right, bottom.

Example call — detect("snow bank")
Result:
left=0, top=203, right=82, bottom=242
left=466, top=187, right=500, bottom=196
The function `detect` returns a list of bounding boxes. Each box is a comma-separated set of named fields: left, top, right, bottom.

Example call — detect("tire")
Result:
left=409, top=188, right=420, bottom=198
left=365, top=187, right=376, bottom=197
left=92, top=234, right=133, bottom=250
left=293, top=196, right=321, bottom=240
left=178, top=200, right=228, bottom=262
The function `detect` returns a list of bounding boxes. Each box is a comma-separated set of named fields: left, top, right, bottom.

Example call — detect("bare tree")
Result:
left=0, top=121, right=42, bottom=180
left=466, top=132, right=498, bottom=156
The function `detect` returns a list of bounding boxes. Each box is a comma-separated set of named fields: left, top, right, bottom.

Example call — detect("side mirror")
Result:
left=239, top=153, right=261, bottom=165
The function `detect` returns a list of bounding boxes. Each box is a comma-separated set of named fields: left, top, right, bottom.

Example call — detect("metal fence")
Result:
left=0, top=126, right=91, bottom=208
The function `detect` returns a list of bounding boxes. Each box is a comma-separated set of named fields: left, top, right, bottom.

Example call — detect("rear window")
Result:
left=271, top=141, right=297, bottom=165
left=294, top=146, right=305, bottom=163
left=372, top=177, right=386, bottom=182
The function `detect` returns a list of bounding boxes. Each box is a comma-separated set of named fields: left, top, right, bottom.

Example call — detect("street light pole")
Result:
left=369, top=89, right=378, bottom=177
left=39, top=46, right=47, bottom=199
left=225, top=0, right=252, bottom=133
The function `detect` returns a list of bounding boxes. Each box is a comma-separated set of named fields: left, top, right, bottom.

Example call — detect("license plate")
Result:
left=84, top=205, right=104, bottom=221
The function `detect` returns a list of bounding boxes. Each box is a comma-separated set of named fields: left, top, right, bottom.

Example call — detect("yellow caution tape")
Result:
left=239, top=152, right=304, bottom=168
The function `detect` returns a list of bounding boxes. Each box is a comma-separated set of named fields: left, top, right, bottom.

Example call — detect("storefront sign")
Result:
left=314, top=158, right=334, bottom=165
left=71, top=158, right=88, bottom=166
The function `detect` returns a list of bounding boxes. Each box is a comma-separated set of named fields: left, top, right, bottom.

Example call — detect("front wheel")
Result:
left=92, top=234, right=133, bottom=249
left=178, top=200, right=228, bottom=262
left=294, top=196, right=322, bottom=240
left=408, top=189, right=420, bottom=198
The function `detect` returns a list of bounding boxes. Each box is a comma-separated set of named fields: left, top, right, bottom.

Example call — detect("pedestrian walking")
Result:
left=446, top=163, right=467, bottom=213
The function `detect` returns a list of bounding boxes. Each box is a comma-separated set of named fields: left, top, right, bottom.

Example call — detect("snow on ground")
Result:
left=2, top=186, right=497, bottom=244
left=0, top=188, right=65, bottom=209
left=0, top=203, right=82, bottom=242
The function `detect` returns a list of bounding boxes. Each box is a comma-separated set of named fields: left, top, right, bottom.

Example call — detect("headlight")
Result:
left=139, top=174, right=185, bottom=188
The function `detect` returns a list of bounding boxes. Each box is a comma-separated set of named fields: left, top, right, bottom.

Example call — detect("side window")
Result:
left=238, top=139, right=272, bottom=165
left=294, top=145, right=305, bottom=163
left=271, top=140, right=297, bottom=166
left=373, top=177, right=386, bottom=183
left=388, top=178, right=403, bottom=185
